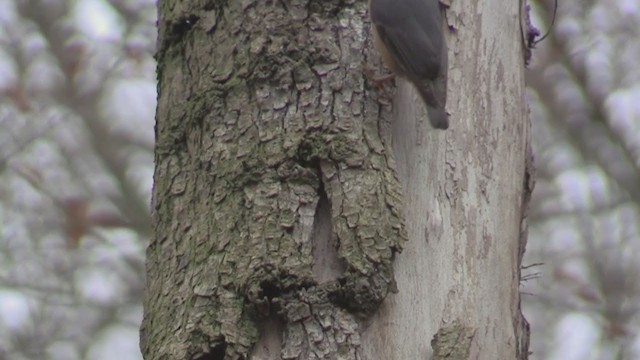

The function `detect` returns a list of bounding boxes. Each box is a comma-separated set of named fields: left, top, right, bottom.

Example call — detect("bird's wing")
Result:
left=370, top=0, right=443, bottom=79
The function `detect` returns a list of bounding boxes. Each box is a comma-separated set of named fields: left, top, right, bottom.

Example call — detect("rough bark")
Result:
left=142, top=1, right=406, bottom=359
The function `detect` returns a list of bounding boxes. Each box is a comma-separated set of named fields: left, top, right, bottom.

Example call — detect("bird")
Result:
left=369, top=0, right=449, bottom=129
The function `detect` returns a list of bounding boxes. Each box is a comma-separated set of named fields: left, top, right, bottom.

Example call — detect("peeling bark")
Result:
left=431, top=322, right=476, bottom=360
left=142, top=1, right=406, bottom=359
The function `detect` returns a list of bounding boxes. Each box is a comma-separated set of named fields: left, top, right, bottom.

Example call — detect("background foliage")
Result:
left=524, top=1, right=640, bottom=359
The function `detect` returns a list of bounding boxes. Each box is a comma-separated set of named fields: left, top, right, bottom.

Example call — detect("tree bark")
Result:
left=142, top=0, right=531, bottom=359
left=360, top=0, right=533, bottom=358
left=143, top=0, right=406, bottom=359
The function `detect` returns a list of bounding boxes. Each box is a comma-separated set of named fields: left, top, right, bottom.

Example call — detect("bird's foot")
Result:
left=364, top=67, right=396, bottom=89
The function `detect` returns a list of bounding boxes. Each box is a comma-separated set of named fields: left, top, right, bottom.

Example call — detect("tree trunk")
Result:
left=360, top=0, right=533, bottom=357
left=141, top=0, right=531, bottom=359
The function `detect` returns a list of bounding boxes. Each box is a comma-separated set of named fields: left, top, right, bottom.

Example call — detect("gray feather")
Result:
left=370, top=0, right=449, bottom=129
left=370, top=0, right=444, bottom=80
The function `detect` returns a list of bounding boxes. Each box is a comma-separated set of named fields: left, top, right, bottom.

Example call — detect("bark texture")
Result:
left=360, top=0, right=532, bottom=358
left=142, top=0, right=406, bottom=359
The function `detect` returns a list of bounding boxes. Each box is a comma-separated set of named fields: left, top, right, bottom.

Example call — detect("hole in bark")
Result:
left=193, top=339, right=226, bottom=360
left=260, top=280, right=280, bottom=300
left=311, top=184, right=345, bottom=283
left=171, top=14, right=200, bottom=36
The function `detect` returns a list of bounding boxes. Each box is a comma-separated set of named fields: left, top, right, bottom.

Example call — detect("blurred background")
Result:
left=525, top=1, right=640, bottom=359
left=0, top=0, right=638, bottom=359
left=1, top=0, right=154, bottom=359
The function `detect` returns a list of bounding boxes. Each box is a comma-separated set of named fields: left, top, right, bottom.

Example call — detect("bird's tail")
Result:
left=426, top=106, right=449, bottom=130
left=414, top=81, right=449, bottom=130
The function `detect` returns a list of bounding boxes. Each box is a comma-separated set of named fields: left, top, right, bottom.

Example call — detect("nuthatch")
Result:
left=369, top=0, right=449, bottom=129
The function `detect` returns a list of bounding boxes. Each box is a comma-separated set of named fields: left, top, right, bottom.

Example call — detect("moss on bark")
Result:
left=142, top=0, right=407, bottom=358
